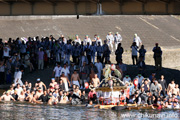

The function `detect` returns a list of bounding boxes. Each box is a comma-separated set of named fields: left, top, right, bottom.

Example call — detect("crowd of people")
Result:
left=0, top=32, right=178, bottom=109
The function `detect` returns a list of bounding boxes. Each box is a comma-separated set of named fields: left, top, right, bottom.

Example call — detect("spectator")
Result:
left=130, top=42, right=138, bottom=65
left=37, top=47, right=44, bottom=70
left=138, top=45, right=146, bottom=61
left=115, top=43, right=124, bottom=64
left=152, top=43, right=162, bottom=70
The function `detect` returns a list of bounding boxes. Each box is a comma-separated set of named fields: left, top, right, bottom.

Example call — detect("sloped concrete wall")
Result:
left=0, top=1, right=179, bottom=15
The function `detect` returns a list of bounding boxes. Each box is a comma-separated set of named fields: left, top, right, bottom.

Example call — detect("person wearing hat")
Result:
left=136, top=73, right=144, bottom=87
left=152, top=43, right=162, bottom=70
left=96, top=36, right=102, bottom=46
left=123, top=75, right=131, bottom=83
left=133, top=33, right=142, bottom=47
left=35, top=78, right=47, bottom=91
left=49, top=78, right=58, bottom=88
left=74, top=35, right=81, bottom=45
left=114, top=32, right=122, bottom=50
left=83, top=35, right=92, bottom=45
left=106, top=32, right=114, bottom=52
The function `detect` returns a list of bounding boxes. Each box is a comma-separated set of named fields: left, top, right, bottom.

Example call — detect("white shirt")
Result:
left=114, top=34, right=122, bottom=43
left=3, top=47, right=10, bottom=57
left=84, top=38, right=92, bottom=45
left=15, top=87, right=23, bottom=95
left=133, top=36, right=142, bottom=47
left=74, top=38, right=81, bottom=45
left=106, top=34, right=114, bottom=44
left=53, top=66, right=62, bottom=77
left=123, top=77, right=131, bottom=83
left=60, top=67, right=70, bottom=76
left=131, top=46, right=138, bottom=56
left=14, top=71, right=23, bottom=86
left=96, top=39, right=103, bottom=46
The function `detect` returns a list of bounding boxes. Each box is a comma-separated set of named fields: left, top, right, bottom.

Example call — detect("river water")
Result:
left=0, top=90, right=179, bottom=120
left=0, top=102, right=179, bottom=120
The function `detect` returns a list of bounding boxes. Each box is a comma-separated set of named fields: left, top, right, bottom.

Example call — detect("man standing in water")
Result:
left=158, top=75, right=167, bottom=97
left=0, top=91, right=16, bottom=101
left=60, top=72, right=71, bottom=92
left=92, top=74, right=100, bottom=88
left=71, top=70, right=81, bottom=87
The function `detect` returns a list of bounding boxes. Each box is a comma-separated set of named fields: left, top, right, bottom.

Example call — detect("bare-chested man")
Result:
left=49, top=78, right=57, bottom=88
left=18, top=91, right=25, bottom=101
left=26, top=91, right=35, bottom=103
left=71, top=70, right=81, bottom=87
left=60, top=72, right=70, bottom=92
left=33, top=88, right=43, bottom=102
left=0, top=92, right=15, bottom=102
left=89, top=70, right=95, bottom=85
left=35, top=78, right=47, bottom=91
left=167, top=80, right=175, bottom=96
left=172, top=84, right=180, bottom=96
left=48, top=92, right=57, bottom=105
left=92, top=74, right=100, bottom=88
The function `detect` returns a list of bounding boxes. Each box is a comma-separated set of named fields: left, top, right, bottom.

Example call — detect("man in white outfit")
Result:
left=84, top=35, right=92, bottom=45
left=14, top=66, right=24, bottom=86
left=96, top=36, right=103, bottom=46
left=74, top=35, right=81, bottom=45
left=114, top=32, right=122, bottom=50
left=106, top=32, right=114, bottom=52
left=133, top=33, right=142, bottom=47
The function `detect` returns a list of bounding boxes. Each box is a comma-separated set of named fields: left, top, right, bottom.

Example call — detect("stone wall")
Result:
left=0, top=1, right=179, bottom=15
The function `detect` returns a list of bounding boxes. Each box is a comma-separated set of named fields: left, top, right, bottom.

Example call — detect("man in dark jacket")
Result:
left=158, top=75, right=167, bottom=97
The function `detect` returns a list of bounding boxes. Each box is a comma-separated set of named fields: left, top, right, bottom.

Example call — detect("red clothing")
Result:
left=157, top=105, right=162, bottom=110
left=88, top=91, right=97, bottom=100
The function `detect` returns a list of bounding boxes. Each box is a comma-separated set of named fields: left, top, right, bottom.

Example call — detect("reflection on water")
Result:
left=0, top=102, right=179, bottom=120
